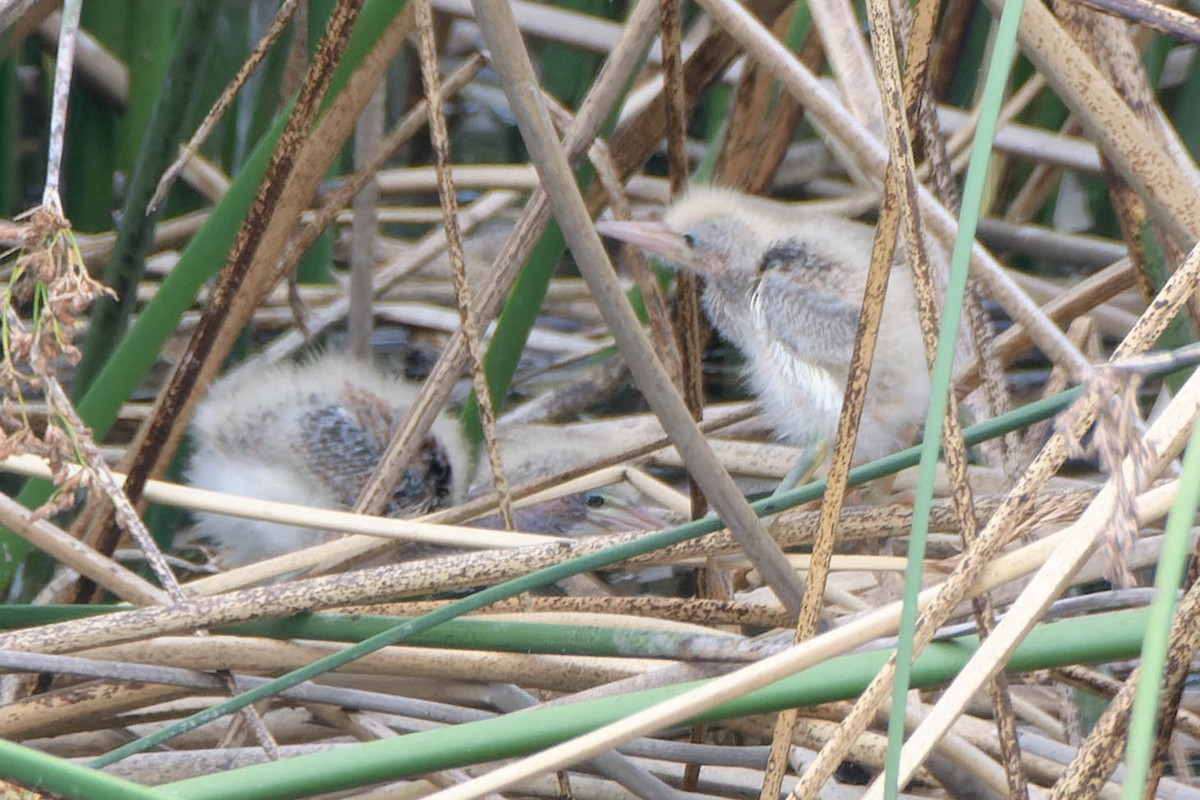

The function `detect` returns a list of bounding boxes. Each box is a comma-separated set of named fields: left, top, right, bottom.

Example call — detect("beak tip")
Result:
left=594, top=219, right=632, bottom=238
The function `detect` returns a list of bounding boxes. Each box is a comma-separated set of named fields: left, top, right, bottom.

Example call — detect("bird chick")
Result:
left=470, top=423, right=681, bottom=536
left=185, top=354, right=469, bottom=567
left=597, top=186, right=929, bottom=465
left=185, top=357, right=673, bottom=568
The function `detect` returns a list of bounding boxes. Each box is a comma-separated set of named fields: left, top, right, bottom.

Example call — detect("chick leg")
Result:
left=772, top=436, right=828, bottom=496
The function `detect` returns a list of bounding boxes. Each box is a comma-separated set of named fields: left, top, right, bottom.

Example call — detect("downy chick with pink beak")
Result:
left=597, top=186, right=929, bottom=466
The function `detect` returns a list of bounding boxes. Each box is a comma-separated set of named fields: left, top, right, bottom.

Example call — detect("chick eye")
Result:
left=585, top=492, right=606, bottom=509
left=683, top=233, right=697, bottom=248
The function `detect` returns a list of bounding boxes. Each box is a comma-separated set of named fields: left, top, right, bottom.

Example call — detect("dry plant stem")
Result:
left=319, top=0, right=663, bottom=544
left=888, top=0, right=1023, bottom=787
left=713, top=23, right=777, bottom=188
left=730, top=716, right=889, bottom=781
left=43, top=378, right=185, bottom=602
left=471, top=0, right=805, bottom=617
left=0, top=494, right=166, bottom=605
left=763, top=182, right=897, bottom=800
left=871, top=348, right=1200, bottom=796
left=903, top=0, right=958, bottom=212
left=98, top=636, right=670, bottom=695
left=78, top=209, right=208, bottom=271
left=1004, top=113, right=1070, bottom=225
left=1066, top=0, right=1200, bottom=189
left=2, top=453, right=558, bottom=548
left=602, top=0, right=791, bottom=181
left=372, top=164, right=667, bottom=200
left=0, top=481, right=1134, bottom=681
left=1061, top=0, right=1200, bottom=329
left=762, top=123, right=908, bottom=800
left=489, top=687, right=682, bottom=800
left=260, top=188, right=514, bottom=367
left=1048, top=544, right=1200, bottom=798
left=32, top=9, right=128, bottom=115
left=42, top=0, right=80, bottom=204
left=281, top=53, right=485, bottom=278
left=1057, top=1, right=1168, bottom=301
left=379, top=596, right=794, bottom=628
left=1072, top=0, right=1200, bottom=40
left=419, top=483, right=1180, bottom=800
left=348, top=80, right=385, bottom=359
left=412, top=0, right=514, bottom=529
left=0, top=0, right=45, bottom=35
left=715, top=7, right=809, bottom=193
left=577, top=126, right=679, bottom=378
left=979, top=0, right=1200, bottom=244
left=0, top=682, right=192, bottom=741
left=793, top=237, right=1200, bottom=797
left=149, top=0, right=303, bottom=212
left=807, top=0, right=881, bottom=133
left=862, top=0, right=1022, bottom=792
left=1056, top=665, right=1200, bottom=742
left=656, top=24, right=711, bottom=780
left=659, top=0, right=707, bottom=535
left=902, top=704, right=1011, bottom=799
left=658, top=0, right=688, bottom=201
left=954, top=258, right=1136, bottom=397
left=943, top=71, right=1047, bottom=174
left=694, top=0, right=1093, bottom=386
left=89, top=0, right=367, bottom=565
left=962, top=283, right=1019, bottom=474
left=1140, top=553, right=1200, bottom=800
left=1, top=670, right=484, bottom=741
left=1025, top=318, right=1097, bottom=461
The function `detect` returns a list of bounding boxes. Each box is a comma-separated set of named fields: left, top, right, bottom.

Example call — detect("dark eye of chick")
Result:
left=585, top=492, right=606, bottom=509
left=683, top=233, right=698, bottom=248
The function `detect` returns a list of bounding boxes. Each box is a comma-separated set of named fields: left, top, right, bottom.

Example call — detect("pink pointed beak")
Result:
left=596, top=219, right=704, bottom=273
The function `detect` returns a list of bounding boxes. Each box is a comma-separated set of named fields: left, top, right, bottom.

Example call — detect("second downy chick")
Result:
left=185, top=354, right=468, bottom=567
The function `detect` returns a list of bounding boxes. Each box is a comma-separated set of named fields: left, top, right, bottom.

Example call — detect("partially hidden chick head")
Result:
left=468, top=423, right=681, bottom=537
left=596, top=185, right=768, bottom=282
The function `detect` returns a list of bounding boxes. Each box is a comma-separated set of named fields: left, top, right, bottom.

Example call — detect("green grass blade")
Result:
left=883, top=0, right=1027, bottom=797
left=1120, top=414, right=1200, bottom=799
left=0, top=737, right=172, bottom=800
left=159, top=608, right=1148, bottom=800
left=73, top=0, right=224, bottom=394
left=86, top=377, right=1086, bottom=769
